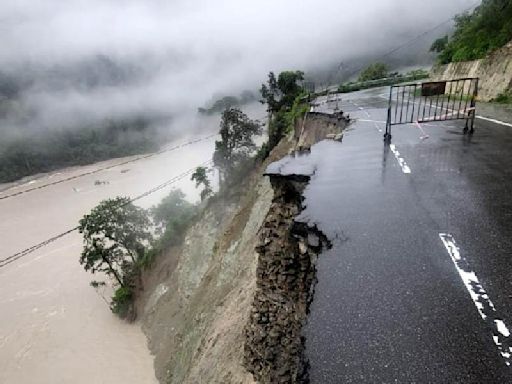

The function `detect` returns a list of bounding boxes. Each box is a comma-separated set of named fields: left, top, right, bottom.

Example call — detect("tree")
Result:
left=78, top=197, right=152, bottom=287
left=277, top=70, right=305, bottom=109
left=260, top=70, right=305, bottom=114
left=150, top=189, right=196, bottom=248
left=191, top=167, right=213, bottom=201
left=430, top=35, right=449, bottom=53
left=213, top=108, right=262, bottom=181
left=358, top=63, right=389, bottom=82
left=260, top=72, right=279, bottom=113
left=259, top=70, right=306, bottom=154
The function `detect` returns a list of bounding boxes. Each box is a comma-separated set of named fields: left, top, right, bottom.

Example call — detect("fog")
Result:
left=0, top=0, right=477, bottom=136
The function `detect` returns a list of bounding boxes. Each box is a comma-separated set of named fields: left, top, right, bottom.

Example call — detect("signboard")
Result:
left=421, top=81, right=446, bottom=97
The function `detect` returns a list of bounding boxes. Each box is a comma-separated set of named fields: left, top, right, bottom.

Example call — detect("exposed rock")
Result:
left=243, top=174, right=331, bottom=384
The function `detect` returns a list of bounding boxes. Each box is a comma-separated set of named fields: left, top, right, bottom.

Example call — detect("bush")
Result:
left=493, top=91, right=512, bottom=104
left=111, top=286, right=134, bottom=319
left=256, top=142, right=270, bottom=161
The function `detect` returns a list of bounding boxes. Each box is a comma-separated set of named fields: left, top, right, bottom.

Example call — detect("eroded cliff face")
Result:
left=243, top=174, right=330, bottom=383
left=140, top=134, right=296, bottom=384
left=140, top=112, right=348, bottom=384
left=431, top=40, right=512, bottom=101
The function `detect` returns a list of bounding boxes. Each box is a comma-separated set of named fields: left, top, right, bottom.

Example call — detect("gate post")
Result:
left=384, top=86, right=393, bottom=142
left=470, top=78, right=479, bottom=134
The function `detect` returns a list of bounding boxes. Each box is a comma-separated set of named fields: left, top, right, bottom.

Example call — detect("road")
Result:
left=0, top=132, right=217, bottom=384
left=298, top=88, right=512, bottom=382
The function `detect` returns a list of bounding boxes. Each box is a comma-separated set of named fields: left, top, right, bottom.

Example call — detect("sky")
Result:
left=0, top=0, right=478, bottom=136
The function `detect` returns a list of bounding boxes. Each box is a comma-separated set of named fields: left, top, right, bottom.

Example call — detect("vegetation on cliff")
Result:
left=431, top=0, right=512, bottom=64
left=259, top=70, right=309, bottom=156
left=79, top=191, right=197, bottom=319
left=77, top=68, right=307, bottom=321
left=213, top=107, right=262, bottom=185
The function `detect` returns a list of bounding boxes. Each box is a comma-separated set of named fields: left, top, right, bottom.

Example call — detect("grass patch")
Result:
left=493, top=92, right=512, bottom=104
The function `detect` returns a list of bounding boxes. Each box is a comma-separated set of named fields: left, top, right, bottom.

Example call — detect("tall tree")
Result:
left=259, top=70, right=306, bottom=154
left=213, top=108, right=262, bottom=181
left=78, top=197, right=152, bottom=287
left=260, top=70, right=305, bottom=114
left=191, top=167, right=213, bottom=201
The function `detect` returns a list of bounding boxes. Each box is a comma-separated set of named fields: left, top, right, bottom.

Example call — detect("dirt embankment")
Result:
left=431, top=40, right=512, bottom=101
left=139, top=112, right=348, bottom=384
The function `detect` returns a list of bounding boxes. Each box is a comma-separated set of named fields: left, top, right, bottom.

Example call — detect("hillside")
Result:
left=434, top=0, right=512, bottom=64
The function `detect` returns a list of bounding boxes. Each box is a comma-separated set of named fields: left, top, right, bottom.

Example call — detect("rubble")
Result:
left=243, top=174, right=331, bottom=384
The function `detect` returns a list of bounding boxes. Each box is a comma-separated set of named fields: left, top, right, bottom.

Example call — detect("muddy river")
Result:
left=0, top=132, right=217, bottom=384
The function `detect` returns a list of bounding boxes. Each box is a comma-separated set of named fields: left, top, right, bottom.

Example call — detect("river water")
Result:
left=0, top=132, right=217, bottom=384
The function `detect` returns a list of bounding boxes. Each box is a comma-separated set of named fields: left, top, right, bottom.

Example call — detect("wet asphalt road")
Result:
left=280, top=88, right=512, bottom=382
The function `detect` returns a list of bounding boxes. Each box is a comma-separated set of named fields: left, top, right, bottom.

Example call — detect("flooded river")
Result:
left=0, top=132, right=217, bottom=384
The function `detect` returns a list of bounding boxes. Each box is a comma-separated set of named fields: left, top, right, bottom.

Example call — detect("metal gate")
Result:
left=384, top=78, right=479, bottom=141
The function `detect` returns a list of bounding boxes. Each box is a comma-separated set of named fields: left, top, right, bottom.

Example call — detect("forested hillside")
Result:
left=432, top=0, right=512, bottom=64
left=0, top=118, right=159, bottom=183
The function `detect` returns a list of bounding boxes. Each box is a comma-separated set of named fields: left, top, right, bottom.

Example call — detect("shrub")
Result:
left=111, top=286, right=134, bottom=319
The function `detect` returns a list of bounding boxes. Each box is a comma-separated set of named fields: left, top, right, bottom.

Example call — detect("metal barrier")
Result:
left=384, top=78, right=479, bottom=141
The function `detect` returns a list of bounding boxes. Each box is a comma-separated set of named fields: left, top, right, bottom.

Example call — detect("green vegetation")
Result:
left=111, top=286, right=134, bottom=318
left=150, top=189, right=197, bottom=250
left=430, top=35, right=449, bottom=53
left=78, top=197, right=152, bottom=319
left=77, top=70, right=308, bottom=320
left=213, top=108, right=262, bottom=185
left=191, top=166, right=213, bottom=201
left=198, top=91, right=257, bottom=115
left=259, top=70, right=308, bottom=156
left=337, top=69, right=429, bottom=94
left=493, top=91, right=512, bottom=104
left=79, top=190, right=198, bottom=319
left=432, top=0, right=512, bottom=64
left=358, top=62, right=389, bottom=82
left=0, top=117, right=160, bottom=183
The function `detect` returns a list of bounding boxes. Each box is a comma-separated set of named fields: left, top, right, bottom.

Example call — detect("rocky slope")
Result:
left=139, top=112, right=348, bottom=383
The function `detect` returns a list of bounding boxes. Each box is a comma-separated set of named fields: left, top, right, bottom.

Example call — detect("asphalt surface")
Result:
left=276, top=88, right=512, bottom=382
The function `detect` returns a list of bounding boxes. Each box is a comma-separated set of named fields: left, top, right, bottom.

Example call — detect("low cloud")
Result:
left=0, top=0, right=477, bottom=136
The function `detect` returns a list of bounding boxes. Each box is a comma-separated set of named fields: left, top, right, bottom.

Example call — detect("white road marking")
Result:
left=350, top=103, right=382, bottom=132
left=439, top=233, right=512, bottom=366
left=389, top=144, right=411, bottom=174
left=476, top=115, right=512, bottom=128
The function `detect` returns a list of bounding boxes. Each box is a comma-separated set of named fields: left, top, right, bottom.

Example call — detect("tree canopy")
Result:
left=213, top=108, right=261, bottom=180
left=191, top=166, right=213, bottom=201
left=430, top=35, right=449, bottom=53
left=0, top=117, right=160, bottom=184
left=78, top=197, right=152, bottom=287
left=260, top=71, right=305, bottom=114
left=433, top=0, right=512, bottom=64
left=259, top=70, right=306, bottom=154
left=358, top=63, right=389, bottom=82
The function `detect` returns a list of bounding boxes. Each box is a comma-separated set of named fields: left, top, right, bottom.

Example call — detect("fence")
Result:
left=384, top=78, right=479, bottom=141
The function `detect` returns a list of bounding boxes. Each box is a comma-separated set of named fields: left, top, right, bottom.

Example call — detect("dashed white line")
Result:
left=439, top=233, right=512, bottom=366
left=389, top=144, right=411, bottom=174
